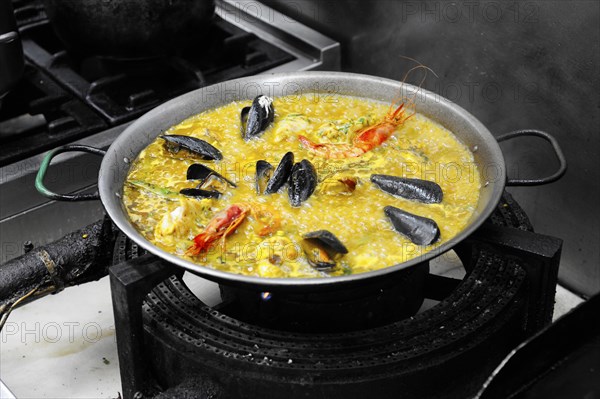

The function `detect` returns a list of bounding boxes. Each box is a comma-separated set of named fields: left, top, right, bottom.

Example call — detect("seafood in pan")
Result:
left=123, top=93, right=480, bottom=278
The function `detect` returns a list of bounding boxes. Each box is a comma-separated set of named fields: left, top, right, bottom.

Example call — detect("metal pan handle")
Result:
left=35, top=145, right=106, bottom=201
left=496, top=129, right=567, bottom=186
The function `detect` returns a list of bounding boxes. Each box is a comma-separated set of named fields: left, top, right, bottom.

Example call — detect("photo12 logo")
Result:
left=1, top=321, right=114, bottom=344
left=399, top=1, right=539, bottom=24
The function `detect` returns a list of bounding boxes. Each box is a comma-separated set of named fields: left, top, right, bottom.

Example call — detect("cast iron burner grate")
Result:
left=109, top=192, right=562, bottom=399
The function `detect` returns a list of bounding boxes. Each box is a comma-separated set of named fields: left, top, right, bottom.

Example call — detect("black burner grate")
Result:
left=0, top=63, right=107, bottom=165
left=109, top=192, right=562, bottom=399
left=19, top=18, right=294, bottom=125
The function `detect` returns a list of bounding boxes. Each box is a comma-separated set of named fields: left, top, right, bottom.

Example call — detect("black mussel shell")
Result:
left=160, top=135, right=222, bottom=160
left=179, top=188, right=221, bottom=199
left=384, top=206, right=440, bottom=246
left=264, top=152, right=294, bottom=194
left=303, top=245, right=337, bottom=271
left=288, top=159, right=317, bottom=207
left=255, top=160, right=274, bottom=194
left=371, top=175, right=443, bottom=204
left=303, top=230, right=348, bottom=254
left=187, top=164, right=236, bottom=188
left=241, top=95, right=275, bottom=141
left=302, top=230, right=347, bottom=271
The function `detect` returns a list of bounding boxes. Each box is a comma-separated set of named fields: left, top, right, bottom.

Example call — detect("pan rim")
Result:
left=99, top=71, right=506, bottom=291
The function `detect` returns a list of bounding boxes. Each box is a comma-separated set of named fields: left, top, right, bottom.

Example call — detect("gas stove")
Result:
left=0, top=1, right=591, bottom=398
left=0, top=191, right=586, bottom=398
left=0, top=0, right=340, bottom=265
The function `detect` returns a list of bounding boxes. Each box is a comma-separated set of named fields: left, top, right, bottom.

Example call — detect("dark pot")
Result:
left=43, top=0, right=216, bottom=59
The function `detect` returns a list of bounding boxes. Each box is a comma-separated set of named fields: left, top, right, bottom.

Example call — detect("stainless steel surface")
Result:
left=99, top=71, right=505, bottom=291
left=0, top=124, right=127, bottom=263
left=216, top=0, right=340, bottom=72
left=0, top=1, right=340, bottom=264
left=0, top=31, right=18, bottom=44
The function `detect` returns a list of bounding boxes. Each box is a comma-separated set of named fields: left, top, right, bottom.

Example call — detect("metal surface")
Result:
left=0, top=124, right=127, bottom=263
left=35, top=145, right=106, bottom=201
left=0, top=0, right=23, bottom=97
left=497, top=130, right=567, bottom=186
left=99, top=71, right=507, bottom=291
left=216, top=0, right=340, bottom=72
left=476, top=293, right=600, bottom=399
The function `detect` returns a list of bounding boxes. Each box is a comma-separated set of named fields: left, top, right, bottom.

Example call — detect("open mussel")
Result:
left=160, top=135, right=222, bottom=160
left=384, top=206, right=440, bottom=246
left=241, top=95, right=274, bottom=141
left=264, top=152, right=294, bottom=194
left=288, top=159, right=317, bottom=207
left=302, top=230, right=348, bottom=270
left=255, top=160, right=274, bottom=194
left=180, top=163, right=236, bottom=199
left=187, top=164, right=236, bottom=188
left=371, top=174, right=443, bottom=204
left=179, top=188, right=221, bottom=199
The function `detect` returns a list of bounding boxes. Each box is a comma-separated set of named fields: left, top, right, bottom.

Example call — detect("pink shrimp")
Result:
left=298, top=102, right=411, bottom=159
left=186, top=204, right=250, bottom=256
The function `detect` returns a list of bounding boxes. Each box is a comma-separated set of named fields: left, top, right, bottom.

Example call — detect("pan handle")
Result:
left=35, top=145, right=106, bottom=201
left=496, top=129, right=567, bottom=186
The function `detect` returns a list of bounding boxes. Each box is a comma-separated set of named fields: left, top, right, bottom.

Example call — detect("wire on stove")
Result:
left=0, top=286, right=40, bottom=331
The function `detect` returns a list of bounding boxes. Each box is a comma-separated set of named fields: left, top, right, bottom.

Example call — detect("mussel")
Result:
left=302, top=230, right=348, bottom=270
left=371, top=174, right=443, bottom=204
left=288, top=159, right=317, bottom=207
left=241, top=95, right=274, bottom=140
left=384, top=206, right=440, bottom=246
left=179, top=188, right=221, bottom=199
left=255, top=160, right=274, bottom=194
left=187, top=164, right=236, bottom=188
left=160, top=135, right=222, bottom=160
left=264, top=152, right=294, bottom=194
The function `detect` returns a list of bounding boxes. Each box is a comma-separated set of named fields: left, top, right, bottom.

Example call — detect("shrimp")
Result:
left=299, top=102, right=410, bottom=159
left=186, top=203, right=281, bottom=256
left=186, top=204, right=250, bottom=256
left=299, top=60, right=436, bottom=159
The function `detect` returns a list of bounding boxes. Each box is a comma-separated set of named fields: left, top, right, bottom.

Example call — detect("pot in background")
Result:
left=42, top=0, right=216, bottom=59
left=0, top=0, right=24, bottom=98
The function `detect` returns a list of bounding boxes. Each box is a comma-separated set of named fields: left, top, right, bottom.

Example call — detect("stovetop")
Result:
left=0, top=0, right=340, bottom=266
left=0, top=192, right=584, bottom=399
left=1, top=1, right=293, bottom=165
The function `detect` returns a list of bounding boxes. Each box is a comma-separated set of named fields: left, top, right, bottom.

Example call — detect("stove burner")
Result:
left=218, top=261, right=429, bottom=332
left=0, top=64, right=107, bottom=165
left=109, top=192, right=562, bottom=399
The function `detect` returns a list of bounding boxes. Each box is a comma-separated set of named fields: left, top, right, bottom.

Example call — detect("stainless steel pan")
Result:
left=36, top=72, right=566, bottom=291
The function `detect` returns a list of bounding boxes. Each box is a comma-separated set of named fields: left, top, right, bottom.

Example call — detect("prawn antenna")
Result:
left=390, top=56, right=438, bottom=117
